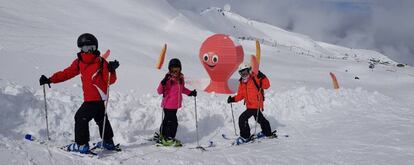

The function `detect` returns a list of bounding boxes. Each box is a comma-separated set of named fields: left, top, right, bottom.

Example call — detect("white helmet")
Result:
left=238, top=62, right=251, bottom=73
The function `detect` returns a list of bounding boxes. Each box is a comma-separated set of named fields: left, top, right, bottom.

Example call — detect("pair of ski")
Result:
left=222, top=130, right=289, bottom=146
left=58, top=142, right=122, bottom=158
left=25, top=134, right=121, bottom=158
left=146, top=132, right=214, bottom=151
left=146, top=132, right=183, bottom=148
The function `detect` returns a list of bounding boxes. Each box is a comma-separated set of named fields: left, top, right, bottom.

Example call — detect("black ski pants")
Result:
left=74, top=101, right=114, bottom=145
left=159, top=109, right=178, bottom=139
left=239, top=109, right=272, bottom=139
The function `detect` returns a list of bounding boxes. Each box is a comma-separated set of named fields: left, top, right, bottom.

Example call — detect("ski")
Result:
left=251, top=130, right=289, bottom=141
left=188, top=141, right=214, bottom=151
left=223, top=130, right=289, bottom=146
left=90, top=142, right=122, bottom=152
left=155, top=143, right=183, bottom=148
left=58, top=145, right=98, bottom=157
left=222, top=134, right=236, bottom=141
left=57, top=141, right=123, bottom=158
left=146, top=132, right=161, bottom=142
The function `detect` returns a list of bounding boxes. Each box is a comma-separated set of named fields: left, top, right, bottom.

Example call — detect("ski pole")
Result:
left=101, top=73, right=111, bottom=148
left=42, top=85, right=51, bottom=141
left=194, top=96, right=206, bottom=151
left=230, top=103, right=238, bottom=136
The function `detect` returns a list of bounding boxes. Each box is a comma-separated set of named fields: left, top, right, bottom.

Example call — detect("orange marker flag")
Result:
left=256, top=40, right=261, bottom=65
left=329, top=72, right=340, bottom=89
left=101, top=49, right=110, bottom=59
left=156, top=44, right=167, bottom=70
left=251, top=55, right=259, bottom=75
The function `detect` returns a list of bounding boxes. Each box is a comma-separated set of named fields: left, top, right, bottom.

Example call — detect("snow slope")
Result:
left=0, top=0, right=414, bottom=164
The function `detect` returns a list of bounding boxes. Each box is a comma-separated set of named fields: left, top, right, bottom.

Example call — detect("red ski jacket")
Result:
left=49, top=53, right=117, bottom=101
left=234, top=73, right=270, bottom=110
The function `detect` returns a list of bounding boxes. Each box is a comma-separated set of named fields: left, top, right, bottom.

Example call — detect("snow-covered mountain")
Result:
left=1, top=0, right=413, bottom=164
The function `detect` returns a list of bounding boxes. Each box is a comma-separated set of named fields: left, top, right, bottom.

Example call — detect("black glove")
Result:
left=161, top=74, right=171, bottom=86
left=108, top=60, right=120, bottom=72
left=227, top=96, right=235, bottom=103
left=39, top=75, right=51, bottom=87
left=257, top=70, right=266, bottom=79
left=189, top=90, right=197, bottom=97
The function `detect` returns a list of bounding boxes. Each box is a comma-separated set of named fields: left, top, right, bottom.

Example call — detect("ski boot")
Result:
left=257, top=131, right=278, bottom=139
left=159, top=137, right=182, bottom=147
left=234, top=136, right=250, bottom=145
left=256, top=131, right=266, bottom=139
left=268, top=130, right=278, bottom=139
left=67, top=143, right=90, bottom=154
left=95, top=139, right=116, bottom=150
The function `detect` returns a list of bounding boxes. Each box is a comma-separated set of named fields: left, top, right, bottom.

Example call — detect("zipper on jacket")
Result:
left=244, top=81, right=249, bottom=105
left=178, top=82, right=181, bottom=109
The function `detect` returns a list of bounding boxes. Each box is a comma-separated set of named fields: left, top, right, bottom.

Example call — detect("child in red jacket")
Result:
left=39, top=33, right=119, bottom=154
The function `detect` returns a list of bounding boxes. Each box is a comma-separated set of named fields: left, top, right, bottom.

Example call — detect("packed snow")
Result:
left=0, top=0, right=413, bottom=164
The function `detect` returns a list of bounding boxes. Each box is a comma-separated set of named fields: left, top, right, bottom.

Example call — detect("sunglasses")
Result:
left=80, top=45, right=97, bottom=53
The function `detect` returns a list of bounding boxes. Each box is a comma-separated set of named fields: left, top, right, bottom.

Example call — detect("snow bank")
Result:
left=0, top=80, right=400, bottom=143
left=1, top=78, right=414, bottom=164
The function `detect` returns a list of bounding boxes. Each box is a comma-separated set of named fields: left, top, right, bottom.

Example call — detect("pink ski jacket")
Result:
left=157, top=75, right=191, bottom=109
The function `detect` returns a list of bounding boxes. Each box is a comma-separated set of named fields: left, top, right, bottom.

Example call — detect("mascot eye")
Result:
left=203, top=53, right=209, bottom=62
left=212, top=55, right=219, bottom=63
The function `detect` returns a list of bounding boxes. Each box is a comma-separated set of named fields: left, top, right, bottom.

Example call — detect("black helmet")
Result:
left=168, top=58, right=182, bottom=71
left=77, top=33, right=98, bottom=49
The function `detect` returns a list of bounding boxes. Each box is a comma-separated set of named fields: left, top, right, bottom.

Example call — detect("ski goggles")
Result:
left=80, top=45, right=97, bottom=53
left=238, top=68, right=251, bottom=77
left=170, top=67, right=181, bottom=73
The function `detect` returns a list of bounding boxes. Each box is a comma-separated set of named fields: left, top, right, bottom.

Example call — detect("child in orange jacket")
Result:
left=227, top=63, right=275, bottom=145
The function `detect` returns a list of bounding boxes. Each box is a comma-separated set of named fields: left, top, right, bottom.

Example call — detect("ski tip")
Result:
left=208, top=141, right=214, bottom=147
left=88, top=151, right=98, bottom=156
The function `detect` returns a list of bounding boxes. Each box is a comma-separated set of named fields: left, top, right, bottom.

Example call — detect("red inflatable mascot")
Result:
left=199, top=34, right=244, bottom=94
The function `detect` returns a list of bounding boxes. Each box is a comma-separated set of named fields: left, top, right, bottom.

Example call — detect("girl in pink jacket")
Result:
left=156, top=58, right=197, bottom=146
